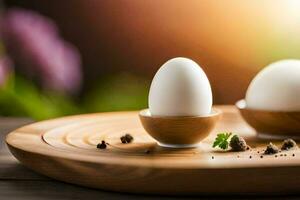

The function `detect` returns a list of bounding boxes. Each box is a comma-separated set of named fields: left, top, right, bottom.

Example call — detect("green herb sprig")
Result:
left=212, top=132, right=232, bottom=150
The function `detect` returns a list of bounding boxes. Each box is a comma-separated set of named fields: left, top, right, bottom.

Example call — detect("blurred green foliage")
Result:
left=0, top=75, right=81, bottom=120
left=0, top=73, right=150, bottom=120
left=84, top=73, right=149, bottom=112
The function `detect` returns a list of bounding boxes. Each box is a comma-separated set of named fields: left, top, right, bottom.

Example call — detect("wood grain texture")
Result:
left=237, top=100, right=300, bottom=138
left=0, top=119, right=193, bottom=200
left=5, top=106, right=300, bottom=195
left=139, top=109, right=221, bottom=147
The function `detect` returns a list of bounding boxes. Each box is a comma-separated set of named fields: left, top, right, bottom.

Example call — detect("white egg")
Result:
left=246, top=59, right=300, bottom=111
left=149, top=57, right=212, bottom=116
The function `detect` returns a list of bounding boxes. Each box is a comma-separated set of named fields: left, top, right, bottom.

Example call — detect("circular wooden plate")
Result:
left=6, top=106, right=300, bottom=195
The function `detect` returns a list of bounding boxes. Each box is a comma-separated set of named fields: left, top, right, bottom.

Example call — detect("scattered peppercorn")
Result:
left=280, top=154, right=283, bottom=156
left=284, top=154, right=287, bottom=156
left=264, top=143, right=279, bottom=155
left=145, top=149, right=151, bottom=154
left=97, top=140, right=107, bottom=149
left=229, top=135, right=248, bottom=151
left=120, top=133, right=134, bottom=144
left=281, top=139, right=298, bottom=151
left=120, top=137, right=126, bottom=144
left=212, top=156, right=214, bottom=159
left=293, top=154, right=295, bottom=157
left=249, top=156, right=252, bottom=159
left=260, top=155, right=263, bottom=158
left=275, top=155, right=278, bottom=158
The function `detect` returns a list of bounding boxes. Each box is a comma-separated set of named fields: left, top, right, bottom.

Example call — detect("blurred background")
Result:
left=1, top=0, right=300, bottom=120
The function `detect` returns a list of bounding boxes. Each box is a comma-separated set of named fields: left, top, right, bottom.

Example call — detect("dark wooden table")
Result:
left=0, top=117, right=299, bottom=200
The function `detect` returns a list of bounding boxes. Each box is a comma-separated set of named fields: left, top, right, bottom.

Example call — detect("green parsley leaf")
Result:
left=212, top=132, right=232, bottom=150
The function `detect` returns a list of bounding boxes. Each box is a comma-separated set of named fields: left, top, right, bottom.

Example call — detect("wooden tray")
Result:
left=6, top=106, right=300, bottom=195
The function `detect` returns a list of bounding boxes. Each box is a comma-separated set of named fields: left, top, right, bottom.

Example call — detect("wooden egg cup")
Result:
left=236, top=99, right=300, bottom=139
left=139, top=109, right=221, bottom=148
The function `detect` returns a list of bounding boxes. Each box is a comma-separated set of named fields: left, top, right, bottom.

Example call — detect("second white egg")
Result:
left=149, top=57, right=212, bottom=117
left=246, top=59, right=300, bottom=111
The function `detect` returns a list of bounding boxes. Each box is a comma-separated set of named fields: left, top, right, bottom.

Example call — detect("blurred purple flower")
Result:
left=0, top=56, right=13, bottom=86
left=1, top=8, right=82, bottom=94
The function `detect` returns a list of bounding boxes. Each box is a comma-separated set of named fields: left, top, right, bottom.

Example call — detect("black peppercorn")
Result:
left=145, top=149, right=151, bottom=154
left=264, top=143, right=279, bottom=155
left=281, top=139, right=298, bottom=151
left=229, top=135, right=248, bottom=152
left=97, top=140, right=107, bottom=149
left=293, top=154, right=295, bottom=157
left=120, top=133, right=134, bottom=144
